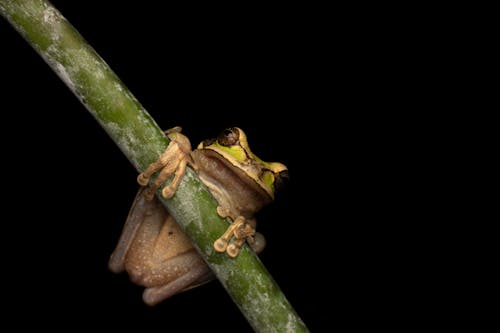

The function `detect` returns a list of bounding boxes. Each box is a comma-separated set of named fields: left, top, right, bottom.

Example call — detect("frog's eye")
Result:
left=218, top=127, right=240, bottom=147
left=274, top=170, right=290, bottom=192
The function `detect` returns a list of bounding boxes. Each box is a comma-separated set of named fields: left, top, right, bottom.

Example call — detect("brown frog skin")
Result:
left=109, top=127, right=288, bottom=306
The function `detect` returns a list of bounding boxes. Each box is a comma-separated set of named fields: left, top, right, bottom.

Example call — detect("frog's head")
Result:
left=198, top=127, right=289, bottom=199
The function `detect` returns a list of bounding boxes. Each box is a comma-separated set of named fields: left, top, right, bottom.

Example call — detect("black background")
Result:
left=0, top=2, right=420, bottom=331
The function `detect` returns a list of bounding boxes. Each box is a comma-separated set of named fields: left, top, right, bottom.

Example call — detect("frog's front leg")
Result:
left=213, top=210, right=257, bottom=257
left=137, top=127, right=192, bottom=200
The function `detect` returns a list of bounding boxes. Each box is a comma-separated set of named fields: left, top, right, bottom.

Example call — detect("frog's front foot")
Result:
left=214, top=215, right=256, bottom=258
left=137, top=127, right=192, bottom=200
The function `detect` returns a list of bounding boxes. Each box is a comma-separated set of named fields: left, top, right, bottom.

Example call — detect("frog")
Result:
left=108, top=127, right=288, bottom=305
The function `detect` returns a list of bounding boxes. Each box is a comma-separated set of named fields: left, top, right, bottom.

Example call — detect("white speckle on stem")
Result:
left=105, top=121, right=141, bottom=162
left=114, top=82, right=123, bottom=92
left=54, top=62, right=77, bottom=94
left=43, top=6, right=56, bottom=23
left=204, top=244, right=214, bottom=257
left=210, top=262, right=231, bottom=282
left=285, top=313, right=299, bottom=333
left=172, top=171, right=210, bottom=230
left=43, top=6, right=61, bottom=42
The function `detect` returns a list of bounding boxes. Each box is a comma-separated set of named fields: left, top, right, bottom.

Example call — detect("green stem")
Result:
left=1, top=1, right=308, bottom=332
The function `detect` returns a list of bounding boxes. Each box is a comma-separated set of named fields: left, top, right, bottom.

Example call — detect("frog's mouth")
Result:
left=191, top=149, right=274, bottom=206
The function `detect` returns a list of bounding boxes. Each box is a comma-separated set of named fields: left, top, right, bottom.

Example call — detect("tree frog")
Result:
left=108, top=127, right=288, bottom=305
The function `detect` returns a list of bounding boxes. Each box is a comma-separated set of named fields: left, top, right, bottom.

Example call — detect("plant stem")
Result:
left=1, top=1, right=308, bottom=331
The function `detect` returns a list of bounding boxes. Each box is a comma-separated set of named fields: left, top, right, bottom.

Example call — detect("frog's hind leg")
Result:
left=109, top=188, right=166, bottom=273
left=142, top=258, right=211, bottom=306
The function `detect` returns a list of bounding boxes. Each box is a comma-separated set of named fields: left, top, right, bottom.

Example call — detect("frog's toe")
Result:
left=227, top=238, right=246, bottom=258
left=226, top=243, right=239, bottom=257
left=137, top=173, right=150, bottom=186
left=161, top=186, right=176, bottom=199
left=214, top=238, right=229, bottom=252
